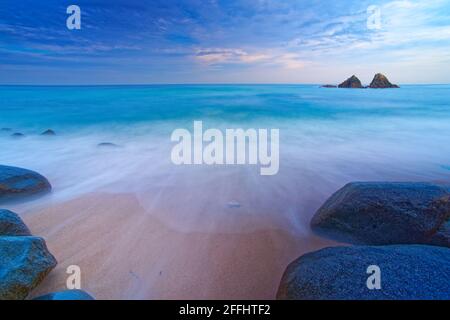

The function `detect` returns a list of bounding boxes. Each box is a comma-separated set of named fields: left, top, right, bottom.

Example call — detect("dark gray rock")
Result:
left=41, top=129, right=56, bottom=136
left=338, top=75, right=364, bottom=88
left=34, top=290, right=95, bottom=300
left=0, top=209, right=31, bottom=236
left=0, top=236, right=57, bottom=300
left=277, top=245, right=450, bottom=300
left=0, top=165, right=52, bottom=204
left=311, top=182, right=450, bottom=247
left=321, top=85, right=337, bottom=88
left=369, top=73, right=400, bottom=88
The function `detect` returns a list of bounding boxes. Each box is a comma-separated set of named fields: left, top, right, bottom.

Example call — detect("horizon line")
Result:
left=1, top=82, right=450, bottom=87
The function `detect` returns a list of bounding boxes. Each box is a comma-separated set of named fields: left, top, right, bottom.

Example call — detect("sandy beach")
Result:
left=14, top=193, right=336, bottom=300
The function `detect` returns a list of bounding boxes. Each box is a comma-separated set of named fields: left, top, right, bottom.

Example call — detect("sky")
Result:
left=0, top=0, right=449, bottom=84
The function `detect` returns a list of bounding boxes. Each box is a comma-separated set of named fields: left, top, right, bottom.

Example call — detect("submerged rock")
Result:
left=338, top=75, right=364, bottom=88
left=369, top=73, right=399, bottom=88
left=0, top=209, right=31, bottom=236
left=34, top=290, right=95, bottom=300
left=41, top=129, right=56, bottom=136
left=1, top=128, right=12, bottom=132
left=0, top=165, right=52, bottom=203
left=0, top=236, right=57, bottom=300
left=97, top=142, right=120, bottom=148
left=277, top=245, right=450, bottom=300
left=11, top=133, right=25, bottom=138
left=311, top=182, right=450, bottom=247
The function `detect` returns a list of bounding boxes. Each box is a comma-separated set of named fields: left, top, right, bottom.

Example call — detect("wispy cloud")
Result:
left=195, top=48, right=306, bottom=70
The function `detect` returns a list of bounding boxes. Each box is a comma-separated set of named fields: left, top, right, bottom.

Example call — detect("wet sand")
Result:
left=19, top=193, right=335, bottom=300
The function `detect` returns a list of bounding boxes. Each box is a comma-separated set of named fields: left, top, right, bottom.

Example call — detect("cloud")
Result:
left=195, top=48, right=270, bottom=65
left=195, top=48, right=306, bottom=69
left=286, top=0, right=450, bottom=58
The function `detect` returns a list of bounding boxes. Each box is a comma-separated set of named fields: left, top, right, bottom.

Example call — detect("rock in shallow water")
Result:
left=34, top=290, right=95, bottom=300
left=11, top=133, right=25, bottom=138
left=0, top=165, right=52, bottom=204
left=97, top=142, right=120, bottom=148
left=0, top=209, right=31, bottom=236
left=0, top=236, right=57, bottom=300
left=311, top=182, right=450, bottom=247
left=277, top=245, right=450, bottom=300
left=41, top=129, right=56, bottom=136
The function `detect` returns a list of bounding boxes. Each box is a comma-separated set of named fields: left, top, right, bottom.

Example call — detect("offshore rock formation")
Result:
left=338, top=75, right=364, bottom=88
left=369, top=73, right=399, bottom=88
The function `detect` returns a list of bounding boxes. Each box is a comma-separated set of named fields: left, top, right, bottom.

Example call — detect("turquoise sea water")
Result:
left=1, top=85, right=450, bottom=232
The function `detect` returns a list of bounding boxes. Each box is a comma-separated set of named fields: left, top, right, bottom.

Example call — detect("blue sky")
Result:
left=1, top=0, right=449, bottom=84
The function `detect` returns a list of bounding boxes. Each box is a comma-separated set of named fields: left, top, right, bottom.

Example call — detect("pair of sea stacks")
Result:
left=323, top=73, right=399, bottom=89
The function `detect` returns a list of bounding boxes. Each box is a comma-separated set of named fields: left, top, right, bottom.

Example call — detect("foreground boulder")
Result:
left=369, top=73, right=399, bottom=88
left=277, top=245, right=450, bottom=300
left=338, top=75, right=364, bottom=88
left=0, top=209, right=31, bottom=236
left=0, top=236, right=57, bottom=300
left=311, top=182, right=450, bottom=247
left=34, top=290, right=95, bottom=300
left=0, top=165, right=51, bottom=203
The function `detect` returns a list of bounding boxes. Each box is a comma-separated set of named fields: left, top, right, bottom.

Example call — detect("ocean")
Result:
left=1, top=84, right=450, bottom=233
